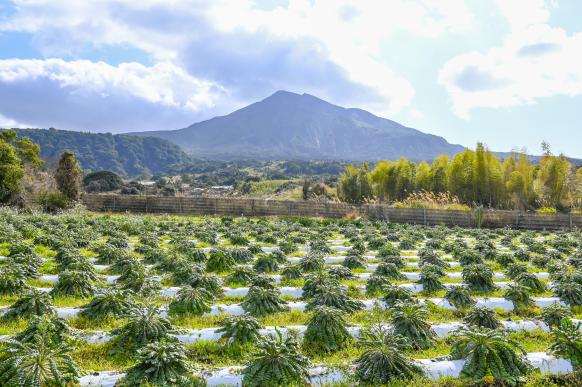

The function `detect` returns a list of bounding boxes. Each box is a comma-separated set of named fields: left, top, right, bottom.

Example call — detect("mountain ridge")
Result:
left=130, top=90, right=466, bottom=161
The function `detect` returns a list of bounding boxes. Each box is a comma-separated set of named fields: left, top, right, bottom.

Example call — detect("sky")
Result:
left=0, top=0, right=580, bottom=157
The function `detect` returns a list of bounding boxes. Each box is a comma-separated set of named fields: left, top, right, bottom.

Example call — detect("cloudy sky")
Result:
left=0, top=0, right=580, bottom=156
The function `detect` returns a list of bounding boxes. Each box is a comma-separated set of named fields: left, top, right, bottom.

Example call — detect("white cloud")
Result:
left=0, top=0, right=476, bottom=124
left=0, top=59, right=227, bottom=132
left=439, top=0, right=582, bottom=118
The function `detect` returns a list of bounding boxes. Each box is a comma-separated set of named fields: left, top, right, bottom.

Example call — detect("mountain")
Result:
left=9, top=128, right=191, bottom=176
left=131, top=90, right=465, bottom=161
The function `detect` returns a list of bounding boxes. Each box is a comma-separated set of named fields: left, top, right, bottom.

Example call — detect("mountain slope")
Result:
left=9, top=128, right=190, bottom=176
left=132, top=90, right=465, bottom=161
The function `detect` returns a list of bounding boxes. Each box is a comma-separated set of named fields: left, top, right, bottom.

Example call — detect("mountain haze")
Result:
left=132, top=91, right=465, bottom=161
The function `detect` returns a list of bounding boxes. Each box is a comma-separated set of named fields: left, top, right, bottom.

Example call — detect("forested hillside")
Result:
left=8, top=128, right=191, bottom=176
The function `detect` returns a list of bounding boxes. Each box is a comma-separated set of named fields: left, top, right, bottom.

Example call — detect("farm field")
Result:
left=0, top=209, right=581, bottom=386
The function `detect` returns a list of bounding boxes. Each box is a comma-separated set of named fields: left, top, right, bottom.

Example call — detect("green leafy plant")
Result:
left=2, top=289, right=56, bottom=321
left=305, top=284, right=364, bottom=313
left=110, top=306, right=174, bottom=353
left=462, top=264, right=496, bottom=293
left=548, top=319, right=582, bottom=370
left=168, top=286, right=213, bottom=316
left=463, top=306, right=501, bottom=329
left=242, top=330, right=310, bottom=387
left=0, top=267, right=30, bottom=296
left=450, top=326, right=532, bottom=384
left=553, top=280, right=582, bottom=306
left=79, top=289, right=134, bottom=320
left=50, top=270, right=96, bottom=298
left=0, top=335, right=79, bottom=386
left=303, top=306, right=351, bottom=353
left=503, top=283, right=533, bottom=313
left=540, top=302, right=573, bottom=330
left=390, top=301, right=435, bottom=349
left=382, top=284, right=414, bottom=307
left=444, top=285, right=475, bottom=310
left=15, top=315, right=73, bottom=345
left=515, top=272, right=546, bottom=293
left=122, top=339, right=204, bottom=386
left=206, top=249, right=236, bottom=273
left=241, top=286, right=289, bottom=317
left=354, top=325, right=423, bottom=384
left=217, top=315, right=262, bottom=346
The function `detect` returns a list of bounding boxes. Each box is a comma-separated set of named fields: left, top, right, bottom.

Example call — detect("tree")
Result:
left=55, top=150, right=82, bottom=201
left=0, top=130, right=42, bottom=203
left=0, top=335, right=79, bottom=386
left=337, top=163, right=373, bottom=204
left=242, top=331, right=310, bottom=387
left=354, top=325, right=423, bottom=384
left=450, top=327, right=531, bottom=384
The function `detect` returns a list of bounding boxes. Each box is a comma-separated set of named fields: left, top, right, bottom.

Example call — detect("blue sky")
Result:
left=0, top=0, right=580, bottom=157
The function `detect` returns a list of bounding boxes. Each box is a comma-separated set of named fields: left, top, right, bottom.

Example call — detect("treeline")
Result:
left=8, top=128, right=191, bottom=176
left=338, top=143, right=582, bottom=211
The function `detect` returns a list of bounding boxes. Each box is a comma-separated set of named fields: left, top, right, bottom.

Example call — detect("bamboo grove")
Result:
left=338, top=143, right=582, bottom=211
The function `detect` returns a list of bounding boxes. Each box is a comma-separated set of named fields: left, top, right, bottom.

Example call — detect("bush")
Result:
left=36, top=190, right=70, bottom=213
left=83, top=170, right=123, bottom=192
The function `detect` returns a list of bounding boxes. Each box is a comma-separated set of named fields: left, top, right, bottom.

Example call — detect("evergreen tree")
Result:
left=55, top=150, right=82, bottom=201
